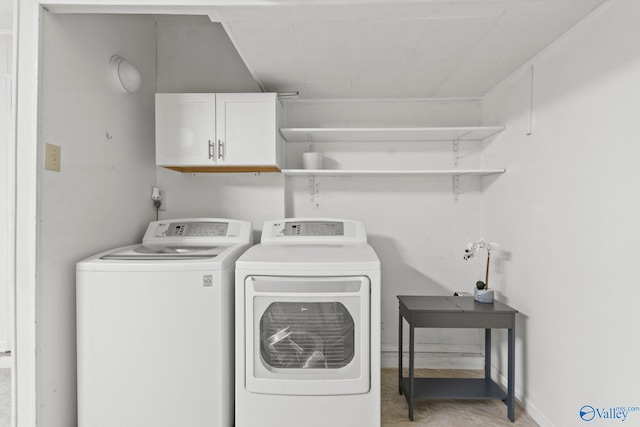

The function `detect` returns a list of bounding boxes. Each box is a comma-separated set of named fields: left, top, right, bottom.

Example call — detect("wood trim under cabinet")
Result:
left=161, top=165, right=282, bottom=173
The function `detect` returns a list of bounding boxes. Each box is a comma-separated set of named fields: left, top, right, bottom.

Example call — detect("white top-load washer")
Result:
left=235, top=218, right=381, bottom=427
left=76, top=218, right=252, bottom=427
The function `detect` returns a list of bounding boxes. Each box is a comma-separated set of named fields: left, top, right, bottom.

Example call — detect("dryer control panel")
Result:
left=262, top=218, right=366, bottom=244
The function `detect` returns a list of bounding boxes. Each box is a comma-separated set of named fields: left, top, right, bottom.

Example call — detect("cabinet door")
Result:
left=215, top=93, right=277, bottom=166
left=156, top=94, right=216, bottom=166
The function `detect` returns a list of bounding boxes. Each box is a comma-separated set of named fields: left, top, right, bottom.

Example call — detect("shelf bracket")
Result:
left=453, top=139, right=459, bottom=167
left=308, top=175, right=319, bottom=207
left=527, top=65, right=534, bottom=136
left=453, top=175, right=460, bottom=202
left=453, top=139, right=460, bottom=201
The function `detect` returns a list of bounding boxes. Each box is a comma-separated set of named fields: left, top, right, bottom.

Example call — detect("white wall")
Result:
left=482, top=1, right=640, bottom=425
left=156, top=16, right=262, bottom=94
left=284, top=99, right=493, bottom=361
left=39, top=13, right=157, bottom=426
left=156, top=16, right=285, bottom=238
left=0, top=31, right=12, bottom=353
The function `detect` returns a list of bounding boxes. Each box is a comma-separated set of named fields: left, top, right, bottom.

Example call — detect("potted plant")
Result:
left=464, top=239, right=498, bottom=303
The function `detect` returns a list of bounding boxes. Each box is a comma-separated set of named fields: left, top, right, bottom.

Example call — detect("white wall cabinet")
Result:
left=156, top=92, right=282, bottom=172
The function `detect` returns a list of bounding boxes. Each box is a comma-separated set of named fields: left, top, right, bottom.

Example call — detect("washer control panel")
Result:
left=160, top=221, right=229, bottom=237
left=142, top=218, right=252, bottom=248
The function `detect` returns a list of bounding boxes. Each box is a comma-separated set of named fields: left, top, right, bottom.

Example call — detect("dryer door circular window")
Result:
left=245, top=275, right=371, bottom=396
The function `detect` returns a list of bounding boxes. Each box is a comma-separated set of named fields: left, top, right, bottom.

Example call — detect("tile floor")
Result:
left=381, top=368, right=539, bottom=427
left=0, top=365, right=541, bottom=427
left=0, top=367, right=9, bottom=426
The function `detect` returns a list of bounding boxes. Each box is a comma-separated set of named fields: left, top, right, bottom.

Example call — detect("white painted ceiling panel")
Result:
left=226, top=21, right=298, bottom=61
left=413, top=17, right=499, bottom=57
left=215, top=0, right=609, bottom=100
left=356, top=20, right=425, bottom=58
left=249, top=58, right=304, bottom=82
left=301, top=57, right=357, bottom=80
left=295, top=21, right=358, bottom=59
left=303, top=80, right=353, bottom=99
left=355, top=57, right=406, bottom=82
left=350, top=80, right=399, bottom=99
left=434, top=0, right=610, bottom=97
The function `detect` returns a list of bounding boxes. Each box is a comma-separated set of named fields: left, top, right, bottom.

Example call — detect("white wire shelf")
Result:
left=280, top=126, right=505, bottom=143
left=281, top=169, right=506, bottom=177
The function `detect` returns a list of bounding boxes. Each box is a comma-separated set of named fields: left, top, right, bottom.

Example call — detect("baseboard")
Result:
left=522, top=401, right=556, bottom=427
left=490, top=362, right=554, bottom=427
left=0, top=353, right=11, bottom=369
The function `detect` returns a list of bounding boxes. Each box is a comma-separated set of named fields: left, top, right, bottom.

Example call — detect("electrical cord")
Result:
left=153, top=199, right=161, bottom=221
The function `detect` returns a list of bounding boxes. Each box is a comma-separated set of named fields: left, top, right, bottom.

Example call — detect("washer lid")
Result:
left=100, top=244, right=226, bottom=261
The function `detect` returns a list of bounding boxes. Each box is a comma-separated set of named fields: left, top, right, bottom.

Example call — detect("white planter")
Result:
left=302, top=151, right=323, bottom=169
left=474, top=288, right=494, bottom=304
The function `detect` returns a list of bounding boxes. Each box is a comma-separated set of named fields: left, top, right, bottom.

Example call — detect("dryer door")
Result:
left=245, top=276, right=370, bottom=396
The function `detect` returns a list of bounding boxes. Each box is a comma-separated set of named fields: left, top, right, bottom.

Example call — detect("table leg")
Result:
left=409, top=322, right=415, bottom=421
left=507, top=327, right=515, bottom=422
left=484, top=328, right=491, bottom=380
left=398, top=311, right=403, bottom=395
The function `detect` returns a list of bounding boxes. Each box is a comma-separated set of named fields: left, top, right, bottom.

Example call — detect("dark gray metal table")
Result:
left=397, top=295, right=517, bottom=422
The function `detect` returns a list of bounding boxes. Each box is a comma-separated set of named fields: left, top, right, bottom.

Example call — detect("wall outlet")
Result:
left=45, top=143, right=61, bottom=172
left=159, top=191, right=167, bottom=211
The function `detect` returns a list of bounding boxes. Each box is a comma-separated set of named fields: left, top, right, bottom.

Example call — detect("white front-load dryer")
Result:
left=235, top=218, right=381, bottom=427
left=76, top=218, right=252, bottom=427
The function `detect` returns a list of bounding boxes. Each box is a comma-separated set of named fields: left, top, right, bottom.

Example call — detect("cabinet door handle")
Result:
left=218, top=140, right=225, bottom=160
left=208, top=140, right=214, bottom=160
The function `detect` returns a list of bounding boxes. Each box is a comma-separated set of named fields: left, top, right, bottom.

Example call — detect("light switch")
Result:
left=45, top=143, right=61, bottom=172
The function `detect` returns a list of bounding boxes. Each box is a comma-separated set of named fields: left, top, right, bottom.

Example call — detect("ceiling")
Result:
left=211, top=0, right=608, bottom=99
left=9, top=0, right=609, bottom=98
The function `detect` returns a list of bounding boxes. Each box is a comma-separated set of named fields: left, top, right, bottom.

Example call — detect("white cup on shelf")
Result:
left=302, top=151, right=323, bottom=169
